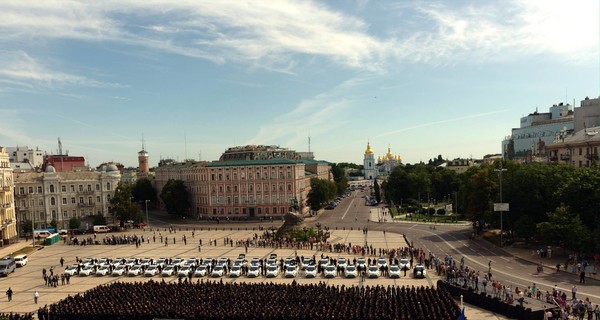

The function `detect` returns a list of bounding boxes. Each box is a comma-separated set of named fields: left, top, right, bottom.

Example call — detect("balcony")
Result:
left=77, top=203, right=95, bottom=208
left=585, top=153, right=598, bottom=160
left=560, top=154, right=571, bottom=161
left=1, top=186, right=11, bottom=192
left=78, top=190, right=95, bottom=195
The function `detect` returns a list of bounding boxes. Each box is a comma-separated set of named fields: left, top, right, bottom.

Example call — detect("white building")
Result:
left=0, top=146, right=17, bottom=246
left=377, top=146, right=401, bottom=176
left=363, top=142, right=377, bottom=180
left=7, top=146, right=44, bottom=170
left=13, top=164, right=121, bottom=229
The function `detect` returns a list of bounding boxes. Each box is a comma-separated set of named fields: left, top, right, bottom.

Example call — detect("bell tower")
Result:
left=363, top=141, right=377, bottom=180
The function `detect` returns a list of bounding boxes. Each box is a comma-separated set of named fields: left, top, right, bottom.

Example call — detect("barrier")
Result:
left=437, top=280, right=545, bottom=320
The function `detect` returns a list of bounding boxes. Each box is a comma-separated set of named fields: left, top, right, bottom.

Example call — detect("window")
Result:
left=19, top=187, right=24, bottom=195
left=70, top=185, right=74, bottom=192
left=49, top=185, right=55, bottom=193
left=106, top=182, right=111, bottom=191
left=71, top=197, right=75, bottom=204
left=234, top=185, right=238, bottom=192
left=218, top=174, right=222, bottom=180
left=78, top=185, right=83, bottom=192
left=38, top=199, right=44, bottom=206
left=88, top=197, right=93, bottom=205
left=287, top=184, right=292, bottom=191
left=72, top=210, right=76, bottom=217
left=87, top=185, right=92, bottom=192
left=62, top=198, right=67, bottom=205
left=96, top=184, right=100, bottom=191
left=51, top=210, right=56, bottom=219
left=61, top=185, right=66, bottom=192
left=28, top=187, right=33, bottom=194
left=96, top=196, right=100, bottom=203
left=37, top=186, right=42, bottom=193
left=79, top=197, right=84, bottom=204
left=211, top=174, right=215, bottom=181
left=257, top=208, right=262, bottom=214
left=63, top=211, right=68, bottom=218
left=50, top=197, right=56, bottom=206
left=107, top=194, right=111, bottom=201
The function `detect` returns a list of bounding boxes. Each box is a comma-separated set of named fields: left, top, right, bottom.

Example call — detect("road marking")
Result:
left=340, top=199, right=355, bottom=220
left=419, top=230, right=600, bottom=301
left=500, top=257, right=510, bottom=262
left=505, top=266, right=513, bottom=270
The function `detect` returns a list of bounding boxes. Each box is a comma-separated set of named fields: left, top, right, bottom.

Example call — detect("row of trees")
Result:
left=382, top=158, right=600, bottom=253
left=306, top=164, right=349, bottom=210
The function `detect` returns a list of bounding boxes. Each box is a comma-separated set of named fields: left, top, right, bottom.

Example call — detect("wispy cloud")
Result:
left=0, top=51, right=121, bottom=91
left=375, top=110, right=510, bottom=139
left=0, top=0, right=596, bottom=84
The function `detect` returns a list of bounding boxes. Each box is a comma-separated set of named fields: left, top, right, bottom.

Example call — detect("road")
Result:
left=305, top=188, right=600, bottom=308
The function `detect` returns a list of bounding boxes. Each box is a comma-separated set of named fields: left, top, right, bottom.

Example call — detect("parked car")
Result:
left=413, top=264, right=427, bottom=279
left=178, top=265, right=193, bottom=278
left=127, top=265, right=143, bottom=276
left=367, top=266, right=379, bottom=278
left=265, top=265, right=279, bottom=278
left=161, top=265, right=176, bottom=277
left=247, top=265, right=260, bottom=278
left=96, top=265, right=111, bottom=276
left=389, top=264, right=401, bottom=278
left=64, top=265, right=79, bottom=276
left=284, top=265, right=298, bottom=278
left=303, top=265, right=317, bottom=278
left=193, top=265, right=208, bottom=277
left=211, top=266, right=225, bottom=277
left=144, top=265, right=160, bottom=277
left=229, top=266, right=242, bottom=278
left=323, top=265, right=336, bottom=278
left=79, top=265, right=96, bottom=276
left=111, top=265, right=127, bottom=276
left=344, top=265, right=358, bottom=278
left=13, top=255, right=28, bottom=267
left=399, top=258, right=411, bottom=270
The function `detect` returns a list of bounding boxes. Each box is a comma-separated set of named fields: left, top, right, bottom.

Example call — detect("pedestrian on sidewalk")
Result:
left=6, top=287, right=13, bottom=301
left=572, top=285, right=577, bottom=300
left=33, top=291, right=39, bottom=304
left=60, top=257, right=64, bottom=267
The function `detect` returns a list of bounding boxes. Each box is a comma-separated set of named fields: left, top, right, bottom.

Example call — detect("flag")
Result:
left=458, top=307, right=465, bottom=320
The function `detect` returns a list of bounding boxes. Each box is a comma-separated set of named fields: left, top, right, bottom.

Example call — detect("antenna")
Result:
left=308, top=136, right=311, bottom=153
left=58, top=137, right=63, bottom=155
left=199, top=151, right=202, bottom=161
left=141, top=132, right=146, bottom=151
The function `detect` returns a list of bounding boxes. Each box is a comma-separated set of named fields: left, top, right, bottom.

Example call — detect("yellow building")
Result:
left=0, top=146, right=17, bottom=246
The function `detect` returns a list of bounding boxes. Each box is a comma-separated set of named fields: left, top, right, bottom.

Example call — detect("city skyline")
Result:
left=0, top=1, right=598, bottom=168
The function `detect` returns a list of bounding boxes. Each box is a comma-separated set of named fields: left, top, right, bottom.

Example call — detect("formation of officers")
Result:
left=36, top=280, right=460, bottom=320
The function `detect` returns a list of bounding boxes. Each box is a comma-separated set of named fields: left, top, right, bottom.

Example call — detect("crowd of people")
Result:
left=0, top=313, right=34, bottom=320
left=36, top=280, right=460, bottom=320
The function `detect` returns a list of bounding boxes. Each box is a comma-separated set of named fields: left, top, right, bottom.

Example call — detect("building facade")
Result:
left=13, top=165, right=121, bottom=229
left=7, top=146, right=44, bottom=169
left=0, top=147, right=17, bottom=246
left=502, top=103, right=573, bottom=160
left=154, top=146, right=332, bottom=219
left=377, top=146, right=401, bottom=175
left=546, top=127, right=600, bottom=167
left=363, top=142, right=377, bottom=180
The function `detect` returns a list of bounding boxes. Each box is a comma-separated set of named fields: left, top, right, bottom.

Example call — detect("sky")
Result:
left=0, top=0, right=598, bottom=168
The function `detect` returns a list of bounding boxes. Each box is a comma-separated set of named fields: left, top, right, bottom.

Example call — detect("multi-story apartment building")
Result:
left=0, top=146, right=17, bottom=246
left=7, top=146, right=44, bottom=169
left=154, top=146, right=332, bottom=219
left=13, top=164, right=121, bottom=229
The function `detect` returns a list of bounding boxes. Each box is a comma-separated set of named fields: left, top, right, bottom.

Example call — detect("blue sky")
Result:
left=0, top=0, right=598, bottom=168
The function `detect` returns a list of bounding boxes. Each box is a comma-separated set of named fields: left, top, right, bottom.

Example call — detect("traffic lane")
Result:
left=401, top=225, right=600, bottom=304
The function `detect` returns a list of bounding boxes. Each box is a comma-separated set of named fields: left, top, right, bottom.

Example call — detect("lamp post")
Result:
left=494, top=163, right=507, bottom=247
left=144, top=200, right=150, bottom=228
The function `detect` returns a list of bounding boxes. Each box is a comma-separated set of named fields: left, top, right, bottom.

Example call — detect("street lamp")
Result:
left=144, top=200, right=150, bottom=228
left=494, top=162, right=507, bottom=247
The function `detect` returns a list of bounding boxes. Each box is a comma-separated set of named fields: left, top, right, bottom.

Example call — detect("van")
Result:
left=93, top=225, right=110, bottom=233
left=34, top=230, right=53, bottom=239
left=0, top=257, right=16, bottom=276
left=13, top=255, right=28, bottom=267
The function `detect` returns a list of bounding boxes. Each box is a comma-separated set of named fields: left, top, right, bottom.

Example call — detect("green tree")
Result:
left=69, top=217, right=81, bottom=230
left=132, top=178, right=157, bottom=205
left=307, top=178, right=337, bottom=210
left=110, top=182, right=139, bottom=227
left=22, top=219, right=32, bottom=235
left=373, top=179, right=381, bottom=203
left=50, top=218, right=57, bottom=229
left=331, top=163, right=348, bottom=195
left=160, top=179, right=191, bottom=217
left=513, top=215, right=536, bottom=243
left=463, top=167, right=494, bottom=223
left=92, top=214, right=107, bottom=226
left=537, top=204, right=591, bottom=254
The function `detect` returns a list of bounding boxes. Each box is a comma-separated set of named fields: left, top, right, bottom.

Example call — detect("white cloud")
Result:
left=0, top=51, right=119, bottom=90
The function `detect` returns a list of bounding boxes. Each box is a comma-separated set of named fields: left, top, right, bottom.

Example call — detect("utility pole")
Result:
left=494, top=162, right=507, bottom=247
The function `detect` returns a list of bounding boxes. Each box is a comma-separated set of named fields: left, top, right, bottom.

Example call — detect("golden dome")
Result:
left=365, top=141, right=373, bottom=154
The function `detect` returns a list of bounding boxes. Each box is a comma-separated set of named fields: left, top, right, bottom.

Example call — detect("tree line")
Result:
left=382, top=158, right=600, bottom=253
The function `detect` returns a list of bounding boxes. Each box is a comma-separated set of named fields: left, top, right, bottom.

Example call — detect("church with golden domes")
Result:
left=363, top=141, right=401, bottom=180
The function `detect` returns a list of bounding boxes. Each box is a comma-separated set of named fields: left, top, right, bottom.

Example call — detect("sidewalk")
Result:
left=0, top=239, right=36, bottom=258
left=501, top=245, right=599, bottom=282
